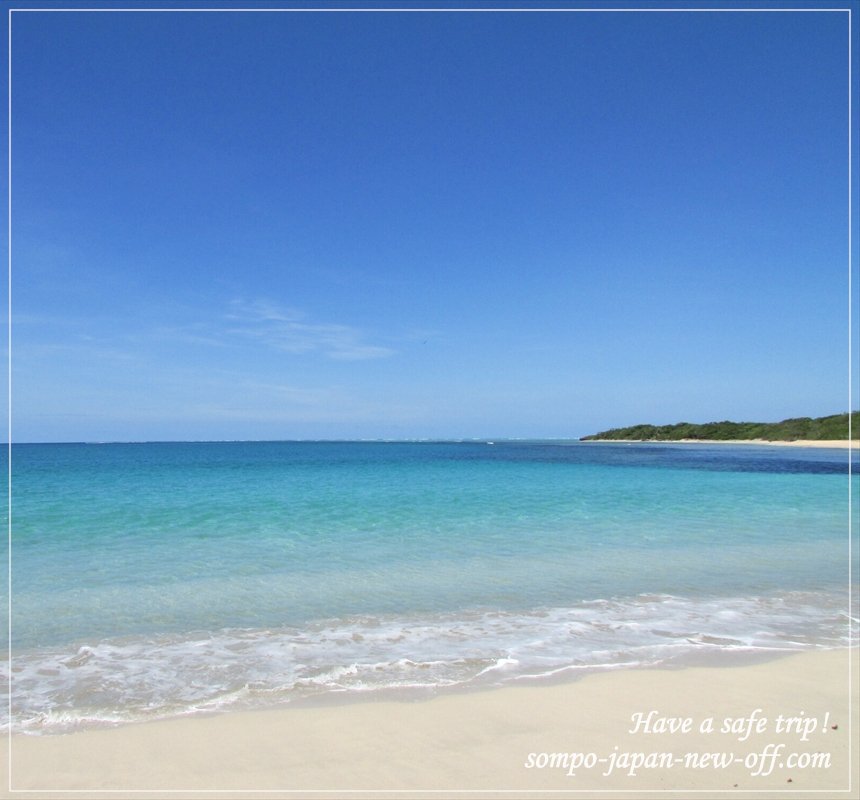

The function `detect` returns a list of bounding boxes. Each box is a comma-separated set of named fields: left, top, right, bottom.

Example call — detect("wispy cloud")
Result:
left=12, top=300, right=397, bottom=371
left=224, top=300, right=395, bottom=361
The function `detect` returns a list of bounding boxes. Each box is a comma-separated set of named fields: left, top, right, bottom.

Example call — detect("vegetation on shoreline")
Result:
left=581, top=413, right=857, bottom=442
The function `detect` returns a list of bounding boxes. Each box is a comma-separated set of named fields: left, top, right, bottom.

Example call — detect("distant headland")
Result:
left=581, top=412, right=858, bottom=442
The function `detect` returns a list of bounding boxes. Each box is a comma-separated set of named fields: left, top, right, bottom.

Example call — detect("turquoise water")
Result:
left=2, top=441, right=857, bottom=732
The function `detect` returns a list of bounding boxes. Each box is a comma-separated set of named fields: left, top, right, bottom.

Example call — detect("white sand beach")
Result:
left=3, top=648, right=855, bottom=799
left=583, top=439, right=855, bottom=448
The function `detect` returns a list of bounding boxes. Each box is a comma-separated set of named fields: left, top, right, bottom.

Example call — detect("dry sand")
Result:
left=3, top=649, right=856, bottom=799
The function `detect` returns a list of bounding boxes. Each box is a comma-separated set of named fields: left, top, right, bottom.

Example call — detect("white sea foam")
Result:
left=1, top=590, right=854, bottom=735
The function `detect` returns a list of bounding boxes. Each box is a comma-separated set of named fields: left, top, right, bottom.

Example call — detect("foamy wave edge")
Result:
left=2, top=590, right=855, bottom=735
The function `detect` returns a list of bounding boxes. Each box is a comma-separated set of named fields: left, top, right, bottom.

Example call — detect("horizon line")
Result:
left=1, top=437, right=587, bottom=445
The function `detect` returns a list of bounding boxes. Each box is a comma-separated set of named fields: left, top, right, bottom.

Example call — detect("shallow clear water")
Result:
left=2, top=440, right=857, bottom=732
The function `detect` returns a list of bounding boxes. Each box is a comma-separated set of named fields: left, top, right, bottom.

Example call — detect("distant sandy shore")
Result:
left=582, top=439, right=855, bottom=449
left=4, top=649, right=855, bottom=799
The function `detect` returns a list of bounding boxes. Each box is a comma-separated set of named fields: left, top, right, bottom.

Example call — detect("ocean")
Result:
left=2, top=440, right=856, bottom=733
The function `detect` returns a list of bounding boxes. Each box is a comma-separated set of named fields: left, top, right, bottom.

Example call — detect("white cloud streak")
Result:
left=225, top=300, right=395, bottom=361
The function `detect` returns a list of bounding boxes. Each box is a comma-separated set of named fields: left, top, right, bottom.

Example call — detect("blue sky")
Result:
left=9, top=4, right=857, bottom=441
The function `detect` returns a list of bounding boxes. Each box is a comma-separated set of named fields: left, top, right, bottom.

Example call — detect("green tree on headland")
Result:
left=581, top=413, right=858, bottom=441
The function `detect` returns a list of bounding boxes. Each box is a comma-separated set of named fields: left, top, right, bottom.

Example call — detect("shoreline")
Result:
left=580, top=438, right=855, bottom=448
left=4, top=648, right=855, bottom=798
